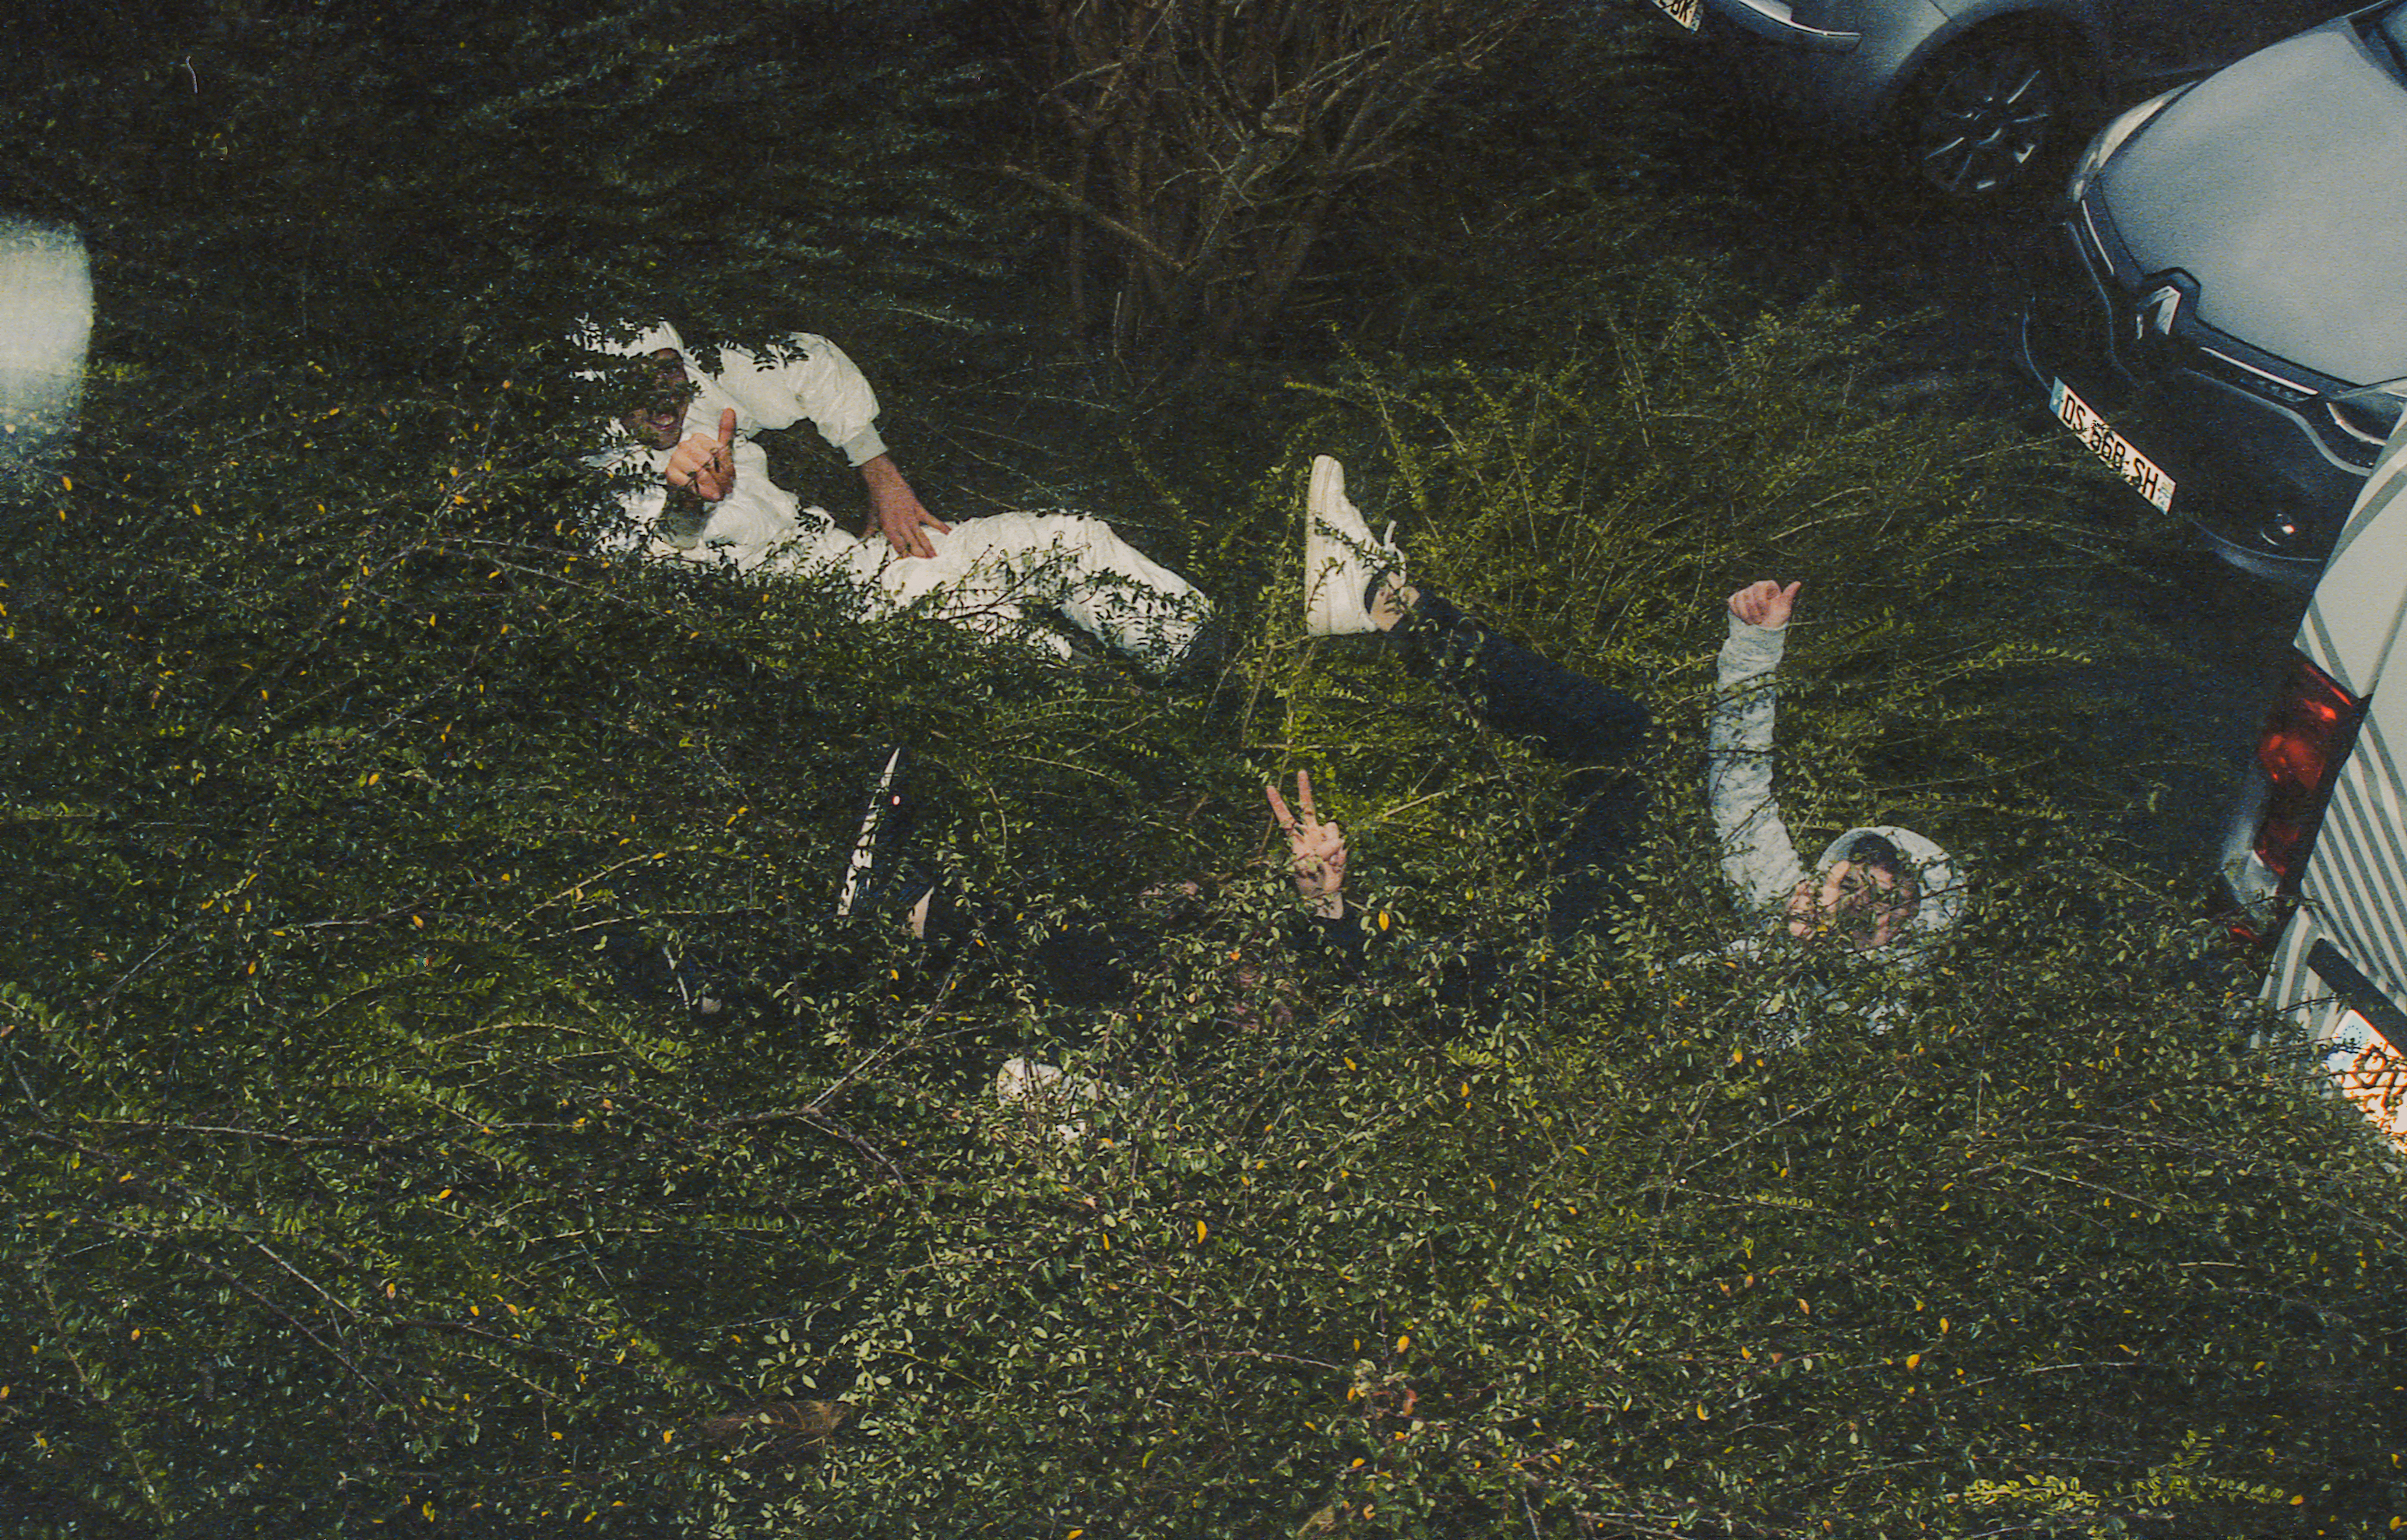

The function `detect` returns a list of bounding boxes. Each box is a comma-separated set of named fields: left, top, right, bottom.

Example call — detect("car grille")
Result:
left=2018, top=189, right=2372, bottom=563
left=2032, top=188, right=2381, bottom=473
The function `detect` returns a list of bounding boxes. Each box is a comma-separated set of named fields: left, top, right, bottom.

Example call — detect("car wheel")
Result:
left=1899, top=30, right=2073, bottom=199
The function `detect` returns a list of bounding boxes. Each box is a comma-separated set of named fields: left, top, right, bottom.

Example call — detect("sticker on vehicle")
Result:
left=2325, top=1007, right=2407, bottom=1147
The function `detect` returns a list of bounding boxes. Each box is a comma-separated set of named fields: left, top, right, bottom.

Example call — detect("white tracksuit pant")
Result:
left=867, top=508, right=1208, bottom=665
left=611, top=464, right=1209, bottom=669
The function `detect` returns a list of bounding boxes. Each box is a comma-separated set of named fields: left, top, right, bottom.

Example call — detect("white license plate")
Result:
left=2051, top=378, right=2175, bottom=513
left=1652, top=0, right=1702, bottom=30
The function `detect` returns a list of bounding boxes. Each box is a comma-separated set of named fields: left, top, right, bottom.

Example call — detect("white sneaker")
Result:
left=1304, top=455, right=1403, bottom=638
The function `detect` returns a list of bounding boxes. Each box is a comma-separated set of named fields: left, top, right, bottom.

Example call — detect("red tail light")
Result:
left=2252, top=656, right=2366, bottom=895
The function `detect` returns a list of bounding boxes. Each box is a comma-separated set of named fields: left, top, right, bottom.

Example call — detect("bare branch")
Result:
left=996, top=163, right=1191, bottom=276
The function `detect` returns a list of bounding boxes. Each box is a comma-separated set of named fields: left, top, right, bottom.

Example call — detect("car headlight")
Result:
left=2065, top=86, right=2191, bottom=203
left=2326, top=378, right=2407, bottom=467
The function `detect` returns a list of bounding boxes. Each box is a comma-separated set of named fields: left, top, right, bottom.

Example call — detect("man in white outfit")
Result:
left=1708, top=578, right=1963, bottom=953
left=586, top=322, right=1215, bottom=672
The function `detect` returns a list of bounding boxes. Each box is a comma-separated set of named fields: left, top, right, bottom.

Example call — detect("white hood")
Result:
left=597, top=319, right=683, bottom=360
left=572, top=318, right=683, bottom=378
left=1813, top=824, right=1964, bottom=944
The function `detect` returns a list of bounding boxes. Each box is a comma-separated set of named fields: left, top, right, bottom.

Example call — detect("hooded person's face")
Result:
left=618, top=347, right=695, bottom=450
left=1785, top=859, right=1916, bottom=951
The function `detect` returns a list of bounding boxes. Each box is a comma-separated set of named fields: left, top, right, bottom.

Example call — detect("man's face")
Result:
left=1786, top=858, right=1914, bottom=951
left=618, top=347, right=694, bottom=450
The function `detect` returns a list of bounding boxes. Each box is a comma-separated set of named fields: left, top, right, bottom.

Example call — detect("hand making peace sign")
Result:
left=1266, top=769, right=1348, bottom=919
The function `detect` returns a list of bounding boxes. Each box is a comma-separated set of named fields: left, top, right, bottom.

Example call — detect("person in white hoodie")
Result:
left=586, top=321, right=1216, bottom=673
left=1709, top=578, right=1962, bottom=955
left=1298, top=455, right=1961, bottom=958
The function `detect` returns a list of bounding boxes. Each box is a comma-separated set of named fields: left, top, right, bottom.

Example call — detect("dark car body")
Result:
left=1653, top=0, right=2357, bottom=197
left=2019, top=3, right=2407, bottom=582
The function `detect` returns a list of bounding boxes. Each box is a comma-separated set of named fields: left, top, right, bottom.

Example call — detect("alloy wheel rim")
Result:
left=1915, top=46, right=2054, bottom=196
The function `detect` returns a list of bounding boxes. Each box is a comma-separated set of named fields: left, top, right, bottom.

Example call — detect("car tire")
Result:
left=1895, top=26, right=2082, bottom=201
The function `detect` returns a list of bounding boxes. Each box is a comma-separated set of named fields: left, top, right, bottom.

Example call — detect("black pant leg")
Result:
left=1396, top=592, right=1651, bottom=765
left=1394, top=592, right=1651, bottom=939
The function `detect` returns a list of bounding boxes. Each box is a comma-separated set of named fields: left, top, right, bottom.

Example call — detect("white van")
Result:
left=2219, top=417, right=2407, bottom=1141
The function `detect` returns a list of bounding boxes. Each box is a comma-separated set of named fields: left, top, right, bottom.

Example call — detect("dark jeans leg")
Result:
left=1392, top=592, right=1652, bottom=939
left=1393, top=592, right=1650, bottom=761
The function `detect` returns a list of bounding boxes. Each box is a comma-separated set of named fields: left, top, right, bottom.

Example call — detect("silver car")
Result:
left=2020, top=2, right=2407, bottom=582
left=1648, top=0, right=2353, bottom=198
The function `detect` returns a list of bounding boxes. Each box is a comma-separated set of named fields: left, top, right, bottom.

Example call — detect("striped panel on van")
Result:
left=2301, top=445, right=2407, bottom=698
left=2297, top=708, right=2407, bottom=1008
left=2329, top=419, right=2407, bottom=574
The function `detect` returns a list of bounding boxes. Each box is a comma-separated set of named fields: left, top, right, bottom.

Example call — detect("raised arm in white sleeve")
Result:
left=706, top=333, right=889, bottom=469
left=1706, top=613, right=1809, bottom=913
left=711, top=333, right=952, bottom=557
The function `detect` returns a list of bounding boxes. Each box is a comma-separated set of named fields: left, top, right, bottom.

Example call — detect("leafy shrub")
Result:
left=5, top=7, right=2402, bottom=1535
left=692, top=843, right=2407, bottom=1538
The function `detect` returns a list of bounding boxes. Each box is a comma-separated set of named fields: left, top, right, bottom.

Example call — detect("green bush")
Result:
left=0, top=416, right=1255, bottom=1531
left=684, top=843, right=2407, bottom=1538
left=5, top=5, right=2403, bottom=1535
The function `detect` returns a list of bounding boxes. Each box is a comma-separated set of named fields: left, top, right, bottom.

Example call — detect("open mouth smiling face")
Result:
left=618, top=347, right=696, bottom=450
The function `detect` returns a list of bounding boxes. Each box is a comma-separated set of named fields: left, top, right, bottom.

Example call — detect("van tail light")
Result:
left=2248, top=656, right=2367, bottom=909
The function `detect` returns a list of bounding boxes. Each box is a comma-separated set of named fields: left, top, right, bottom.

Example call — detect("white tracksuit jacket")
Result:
left=587, top=322, right=1209, bottom=667
left=1706, top=611, right=1963, bottom=948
